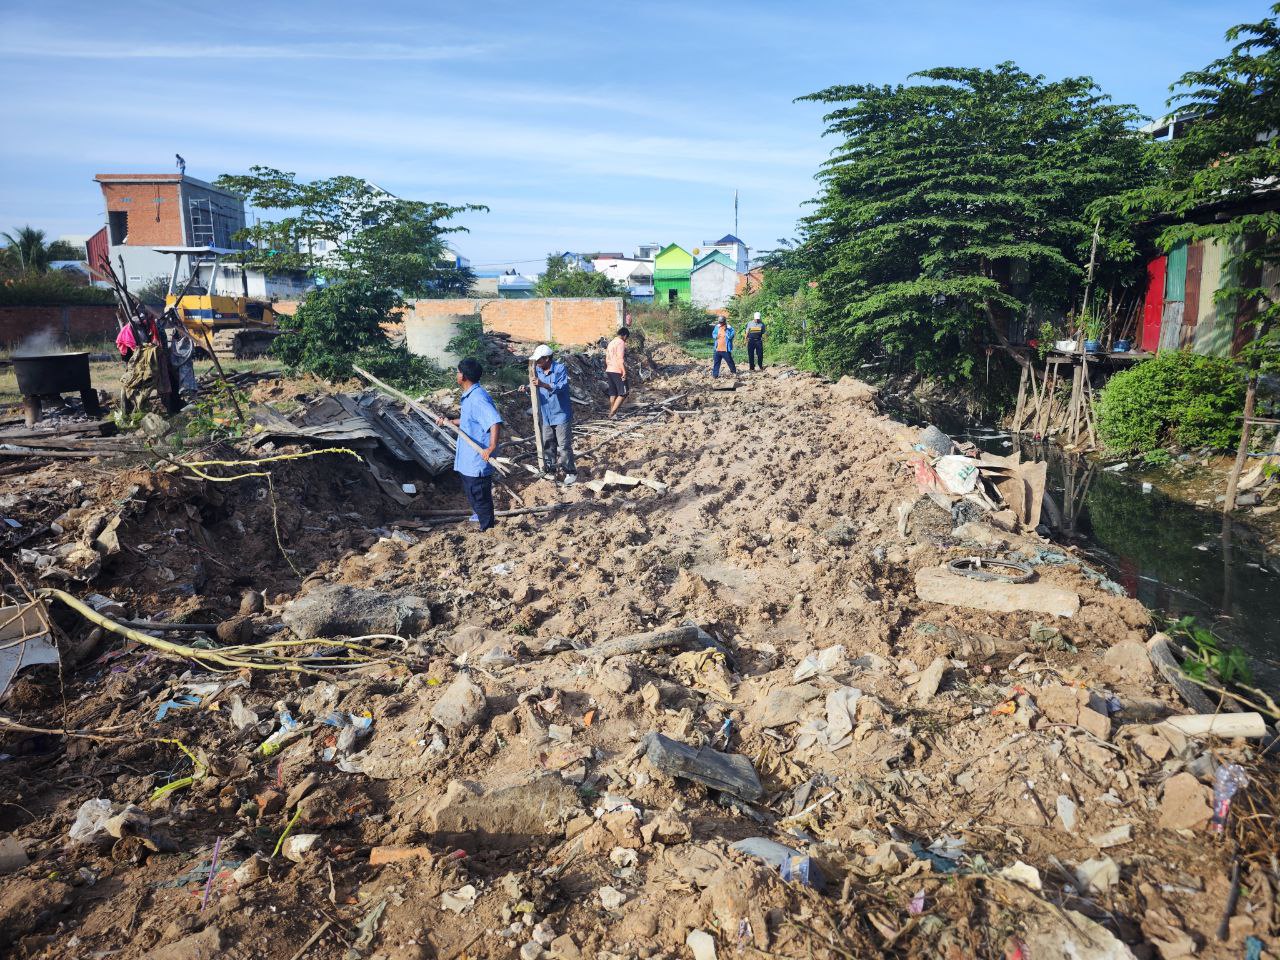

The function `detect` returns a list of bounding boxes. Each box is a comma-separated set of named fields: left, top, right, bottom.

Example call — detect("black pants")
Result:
left=747, top=337, right=764, bottom=370
left=460, top=473, right=495, bottom=531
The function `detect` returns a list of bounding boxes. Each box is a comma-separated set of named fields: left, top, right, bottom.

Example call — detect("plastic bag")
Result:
left=69, top=798, right=115, bottom=843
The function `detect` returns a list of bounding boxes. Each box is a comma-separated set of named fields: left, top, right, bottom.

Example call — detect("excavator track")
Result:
left=206, top=328, right=280, bottom=360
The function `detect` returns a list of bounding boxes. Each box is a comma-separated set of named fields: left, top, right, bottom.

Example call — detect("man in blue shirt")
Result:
left=711, top=317, right=737, bottom=378
left=437, top=358, right=503, bottom=531
left=526, top=344, right=577, bottom=486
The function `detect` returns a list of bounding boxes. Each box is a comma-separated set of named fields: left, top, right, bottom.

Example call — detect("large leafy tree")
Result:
left=796, top=64, right=1151, bottom=381
left=214, top=167, right=484, bottom=296
left=534, top=254, right=626, bottom=298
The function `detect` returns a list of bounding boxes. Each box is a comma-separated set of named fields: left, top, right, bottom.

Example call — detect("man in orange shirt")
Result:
left=605, top=327, right=630, bottom=418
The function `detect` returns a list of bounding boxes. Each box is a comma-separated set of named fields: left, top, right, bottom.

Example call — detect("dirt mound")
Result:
left=0, top=350, right=1274, bottom=960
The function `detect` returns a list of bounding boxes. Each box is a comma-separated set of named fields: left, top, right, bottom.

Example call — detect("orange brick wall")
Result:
left=0, top=306, right=120, bottom=349
left=100, top=181, right=186, bottom=246
left=269, top=297, right=623, bottom=346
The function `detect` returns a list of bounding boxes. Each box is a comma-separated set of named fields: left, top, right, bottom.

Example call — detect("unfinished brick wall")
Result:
left=410, top=298, right=623, bottom=345
left=98, top=180, right=185, bottom=246
left=0, top=306, right=120, bottom=349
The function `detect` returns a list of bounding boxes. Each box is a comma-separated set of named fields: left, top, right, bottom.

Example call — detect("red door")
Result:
left=1141, top=256, right=1167, bottom=352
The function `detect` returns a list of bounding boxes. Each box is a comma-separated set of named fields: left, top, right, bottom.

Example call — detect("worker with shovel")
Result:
left=525, top=344, right=577, bottom=486
left=437, top=358, right=503, bottom=531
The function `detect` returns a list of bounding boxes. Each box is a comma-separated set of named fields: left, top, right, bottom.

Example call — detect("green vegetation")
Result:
left=790, top=63, right=1151, bottom=384
left=214, top=166, right=484, bottom=297
left=1, top=226, right=51, bottom=274
left=534, top=254, right=626, bottom=298
left=1096, top=351, right=1244, bottom=454
left=0, top=272, right=114, bottom=306
left=1163, top=615, right=1253, bottom=687
left=631, top=301, right=713, bottom=343
left=273, top=279, right=446, bottom=391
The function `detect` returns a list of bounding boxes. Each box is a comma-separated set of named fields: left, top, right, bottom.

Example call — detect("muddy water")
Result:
left=961, top=426, right=1280, bottom=686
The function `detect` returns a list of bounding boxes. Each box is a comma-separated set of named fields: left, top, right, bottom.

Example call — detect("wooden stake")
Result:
left=528, top=360, right=546, bottom=477
left=1223, top=373, right=1258, bottom=514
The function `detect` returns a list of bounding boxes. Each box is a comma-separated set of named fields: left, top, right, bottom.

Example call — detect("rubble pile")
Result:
left=0, top=344, right=1275, bottom=959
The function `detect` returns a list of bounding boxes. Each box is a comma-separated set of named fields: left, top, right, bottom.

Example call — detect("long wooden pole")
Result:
left=1223, top=373, right=1257, bottom=514
left=352, top=364, right=510, bottom=477
left=528, top=360, right=546, bottom=477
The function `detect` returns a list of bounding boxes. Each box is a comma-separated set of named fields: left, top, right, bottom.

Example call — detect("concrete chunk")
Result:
left=914, top=567, right=1079, bottom=618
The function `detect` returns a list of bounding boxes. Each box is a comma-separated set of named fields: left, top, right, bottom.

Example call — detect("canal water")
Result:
left=961, top=426, right=1280, bottom=688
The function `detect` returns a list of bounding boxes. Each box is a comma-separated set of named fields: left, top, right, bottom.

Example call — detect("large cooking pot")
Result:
left=11, top=352, right=93, bottom=396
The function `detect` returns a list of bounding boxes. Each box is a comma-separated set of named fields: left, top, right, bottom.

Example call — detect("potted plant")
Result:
left=1081, top=312, right=1104, bottom=353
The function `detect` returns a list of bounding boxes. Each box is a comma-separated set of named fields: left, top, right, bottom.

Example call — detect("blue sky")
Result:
left=0, top=0, right=1267, bottom=269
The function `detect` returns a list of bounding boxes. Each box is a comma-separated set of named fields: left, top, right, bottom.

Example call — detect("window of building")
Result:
left=108, top=210, right=128, bottom=245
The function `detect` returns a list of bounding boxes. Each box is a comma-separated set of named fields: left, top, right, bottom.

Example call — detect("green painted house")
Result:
left=653, top=243, right=693, bottom=305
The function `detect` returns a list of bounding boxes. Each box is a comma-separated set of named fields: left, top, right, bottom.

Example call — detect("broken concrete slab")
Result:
left=1158, top=772, right=1213, bottom=830
left=281, top=584, right=432, bottom=639
left=430, top=672, right=487, bottom=733
left=1102, top=639, right=1154, bottom=685
left=1035, top=684, right=1111, bottom=740
left=426, top=776, right=581, bottom=848
left=914, top=567, right=1080, bottom=618
left=643, top=732, right=763, bottom=802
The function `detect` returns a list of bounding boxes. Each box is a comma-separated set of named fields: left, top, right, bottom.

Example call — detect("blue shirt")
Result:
left=534, top=360, right=572, bottom=427
left=454, top=384, right=503, bottom=478
left=711, top=324, right=735, bottom=352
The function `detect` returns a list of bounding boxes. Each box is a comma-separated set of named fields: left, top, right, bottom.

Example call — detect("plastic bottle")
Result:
left=1210, top=763, right=1249, bottom=833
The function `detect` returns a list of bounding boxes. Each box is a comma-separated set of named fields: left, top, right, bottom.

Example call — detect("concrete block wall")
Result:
left=0, top=306, right=121, bottom=350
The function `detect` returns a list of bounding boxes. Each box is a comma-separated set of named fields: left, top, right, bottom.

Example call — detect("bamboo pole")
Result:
left=1223, top=373, right=1258, bottom=514
left=528, top=360, right=546, bottom=477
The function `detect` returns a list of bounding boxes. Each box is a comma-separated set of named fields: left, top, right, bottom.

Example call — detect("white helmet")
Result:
left=530, top=344, right=553, bottom=361
left=753, top=312, right=761, bottom=320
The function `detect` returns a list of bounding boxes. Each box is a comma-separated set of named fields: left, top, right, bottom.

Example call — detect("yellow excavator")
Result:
left=156, top=246, right=282, bottom=359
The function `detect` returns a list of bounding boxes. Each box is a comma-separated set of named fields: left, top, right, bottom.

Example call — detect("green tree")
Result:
left=273, top=278, right=440, bottom=389
left=1, top=226, right=50, bottom=274
left=214, top=167, right=485, bottom=295
left=534, top=254, right=626, bottom=297
left=46, top=239, right=85, bottom=261
left=794, top=64, right=1152, bottom=383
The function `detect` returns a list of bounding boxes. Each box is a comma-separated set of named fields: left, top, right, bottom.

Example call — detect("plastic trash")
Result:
left=69, top=798, right=115, bottom=843
left=793, top=644, right=845, bottom=681
left=642, top=732, right=763, bottom=802
left=731, top=837, right=825, bottom=890
left=1210, top=763, right=1249, bottom=833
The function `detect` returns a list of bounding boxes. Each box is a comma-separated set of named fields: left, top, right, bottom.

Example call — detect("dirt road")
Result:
left=0, top=344, right=1274, bottom=959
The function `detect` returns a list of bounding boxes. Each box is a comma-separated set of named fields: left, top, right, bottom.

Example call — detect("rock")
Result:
left=918, top=425, right=953, bottom=457
left=641, top=812, right=691, bottom=845
left=215, top=615, right=254, bottom=644
left=531, top=923, right=556, bottom=947
left=520, top=943, right=546, bottom=960
left=757, top=684, right=821, bottom=728
left=103, top=804, right=149, bottom=839
left=1159, top=773, right=1212, bottom=830
left=254, top=789, right=285, bottom=817
left=232, top=855, right=267, bottom=887
left=283, top=834, right=320, bottom=863
left=238, top=590, right=265, bottom=615
left=426, top=775, right=580, bottom=848
left=1142, top=908, right=1197, bottom=960
left=915, top=567, right=1080, bottom=618
left=1056, top=795, right=1078, bottom=833
left=1075, top=856, right=1119, bottom=894
left=595, top=659, right=634, bottom=695
left=643, top=733, right=764, bottom=802
left=1035, top=685, right=1111, bottom=740
left=598, top=885, right=626, bottom=910
left=0, top=836, right=29, bottom=874
left=431, top=672, right=487, bottom=732
left=1102, top=640, right=1154, bottom=684
left=686, top=929, right=718, bottom=960
left=281, top=584, right=432, bottom=639
left=144, top=926, right=225, bottom=960
left=1135, top=734, right=1171, bottom=762
left=912, top=656, right=948, bottom=703
left=602, top=810, right=643, bottom=849
left=1089, top=824, right=1132, bottom=849
left=285, top=773, right=320, bottom=810
left=997, top=860, right=1042, bottom=891
left=549, top=934, right=581, bottom=960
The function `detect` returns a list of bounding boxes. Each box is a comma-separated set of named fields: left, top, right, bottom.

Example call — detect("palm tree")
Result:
left=0, top=226, right=49, bottom=274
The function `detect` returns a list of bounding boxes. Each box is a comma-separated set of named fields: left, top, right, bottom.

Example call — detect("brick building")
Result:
left=94, top=173, right=246, bottom=285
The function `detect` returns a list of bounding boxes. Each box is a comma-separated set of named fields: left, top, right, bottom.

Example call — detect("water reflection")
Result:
left=963, top=427, right=1280, bottom=685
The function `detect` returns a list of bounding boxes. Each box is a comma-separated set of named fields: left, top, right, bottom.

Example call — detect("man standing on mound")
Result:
left=605, top=327, right=630, bottom=418
left=438, top=358, right=503, bottom=531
